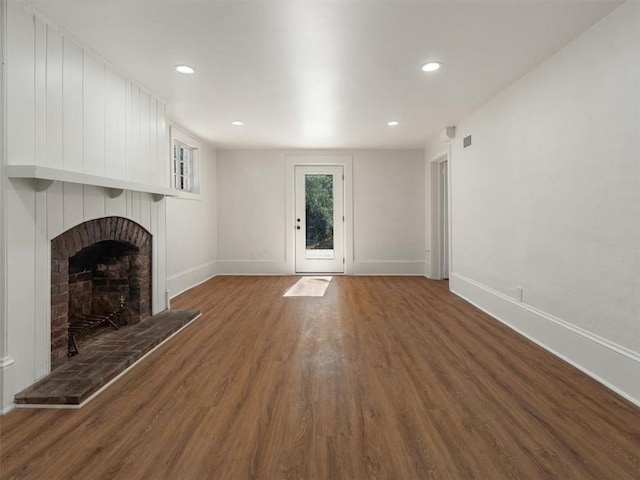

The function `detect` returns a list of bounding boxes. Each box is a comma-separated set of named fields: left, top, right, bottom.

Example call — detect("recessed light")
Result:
left=231, top=120, right=244, bottom=126
left=388, top=121, right=400, bottom=126
left=175, top=65, right=195, bottom=75
left=421, top=62, right=442, bottom=72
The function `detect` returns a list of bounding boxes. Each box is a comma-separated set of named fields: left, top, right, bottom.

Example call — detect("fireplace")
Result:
left=51, top=217, right=151, bottom=366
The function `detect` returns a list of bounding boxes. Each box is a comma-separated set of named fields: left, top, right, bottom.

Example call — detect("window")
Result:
left=170, top=127, right=200, bottom=194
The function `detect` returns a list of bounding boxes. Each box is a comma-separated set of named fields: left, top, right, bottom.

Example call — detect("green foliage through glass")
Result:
left=305, top=175, right=334, bottom=250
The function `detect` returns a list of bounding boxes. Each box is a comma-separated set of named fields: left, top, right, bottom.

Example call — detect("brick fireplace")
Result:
left=50, top=217, right=152, bottom=366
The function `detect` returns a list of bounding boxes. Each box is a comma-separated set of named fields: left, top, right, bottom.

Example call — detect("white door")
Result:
left=295, top=165, right=344, bottom=273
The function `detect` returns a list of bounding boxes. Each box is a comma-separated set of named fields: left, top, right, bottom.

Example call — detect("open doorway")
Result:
left=429, top=152, right=451, bottom=280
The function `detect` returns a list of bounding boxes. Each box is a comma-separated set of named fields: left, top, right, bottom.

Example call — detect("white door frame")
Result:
left=285, top=154, right=353, bottom=275
left=294, top=165, right=345, bottom=273
left=428, top=149, right=452, bottom=280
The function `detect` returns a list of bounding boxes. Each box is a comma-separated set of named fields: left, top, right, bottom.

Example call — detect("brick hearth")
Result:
left=15, top=309, right=200, bottom=406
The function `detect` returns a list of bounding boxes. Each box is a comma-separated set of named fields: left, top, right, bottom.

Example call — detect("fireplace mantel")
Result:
left=5, top=164, right=176, bottom=200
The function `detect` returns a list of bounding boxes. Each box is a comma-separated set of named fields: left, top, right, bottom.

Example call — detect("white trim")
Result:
left=15, top=313, right=202, bottom=410
left=351, top=261, right=425, bottom=276
left=353, top=259, right=423, bottom=263
left=215, top=260, right=426, bottom=276
left=427, top=148, right=452, bottom=280
left=216, top=259, right=286, bottom=264
left=450, top=273, right=640, bottom=407
left=285, top=154, right=354, bottom=275
left=166, top=262, right=217, bottom=299
left=294, top=165, right=345, bottom=274
left=169, top=125, right=201, bottom=196
left=216, top=261, right=291, bottom=276
left=1, top=356, right=15, bottom=415
left=5, top=165, right=176, bottom=196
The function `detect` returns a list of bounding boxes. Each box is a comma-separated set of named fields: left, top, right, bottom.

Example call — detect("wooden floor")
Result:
left=1, top=276, right=639, bottom=479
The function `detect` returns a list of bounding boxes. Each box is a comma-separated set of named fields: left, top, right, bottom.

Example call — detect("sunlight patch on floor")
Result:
left=283, top=276, right=333, bottom=297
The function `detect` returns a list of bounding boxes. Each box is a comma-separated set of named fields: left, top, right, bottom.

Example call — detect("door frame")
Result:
left=285, top=154, right=353, bottom=275
left=428, top=149, right=452, bottom=280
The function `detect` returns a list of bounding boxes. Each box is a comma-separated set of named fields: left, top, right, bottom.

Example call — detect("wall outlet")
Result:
left=515, top=287, right=523, bottom=302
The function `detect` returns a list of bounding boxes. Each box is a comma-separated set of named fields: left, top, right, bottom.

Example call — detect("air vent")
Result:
left=463, top=135, right=472, bottom=148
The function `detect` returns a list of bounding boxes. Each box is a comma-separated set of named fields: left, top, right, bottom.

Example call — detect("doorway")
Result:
left=439, top=161, right=449, bottom=279
left=295, top=165, right=345, bottom=273
left=429, top=152, right=451, bottom=280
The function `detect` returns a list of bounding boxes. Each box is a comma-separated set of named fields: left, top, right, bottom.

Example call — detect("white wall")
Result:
left=0, top=2, right=173, bottom=412
left=352, top=151, right=425, bottom=274
left=217, top=149, right=424, bottom=275
left=427, top=2, right=640, bottom=405
left=166, top=130, right=217, bottom=298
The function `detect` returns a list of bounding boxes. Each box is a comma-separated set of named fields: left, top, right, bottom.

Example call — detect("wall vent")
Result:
left=463, top=135, right=472, bottom=148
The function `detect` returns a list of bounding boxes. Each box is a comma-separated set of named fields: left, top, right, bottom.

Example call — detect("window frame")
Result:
left=170, top=126, right=200, bottom=196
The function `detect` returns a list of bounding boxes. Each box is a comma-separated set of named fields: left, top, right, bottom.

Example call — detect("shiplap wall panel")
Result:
left=34, top=189, right=50, bottom=379
left=83, top=185, right=106, bottom=220
left=140, top=92, right=151, bottom=182
left=34, top=18, right=47, bottom=167
left=150, top=99, right=158, bottom=184
left=150, top=200, right=160, bottom=313
left=47, top=182, right=64, bottom=237
left=105, top=192, right=127, bottom=217
left=105, top=69, right=126, bottom=180
left=6, top=181, right=36, bottom=389
left=157, top=200, right=168, bottom=312
left=140, top=194, right=152, bottom=232
left=83, top=54, right=105, bottom=176
left=62, top=39, right=83, bottom=172
left=7, top=4, right=34, bottom=166
left=46, top=27, right=64, bottom=169
left=3, top=2, right=172, bottom=399
left=131, top=191, right=142, bottom=224
left=62, top=183, right=83, bottom=230
left=158, top=103, right=168, bottom=187
left=130, top=86, right=140, bottom=183
left=125, top=190, right=133, bottom=218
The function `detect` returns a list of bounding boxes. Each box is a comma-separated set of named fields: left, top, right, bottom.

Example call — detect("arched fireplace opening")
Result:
left=51, top=217, right=151, bottom=368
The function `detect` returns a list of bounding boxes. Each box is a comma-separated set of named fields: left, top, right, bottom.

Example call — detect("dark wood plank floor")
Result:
left=1, top=276, right=639, bottom=479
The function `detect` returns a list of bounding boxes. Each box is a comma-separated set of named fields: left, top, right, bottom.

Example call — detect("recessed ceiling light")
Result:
left=175, top=65, right=195, bottom=75
left=231, top=120, right=244, bottom=126
left=388, top=121, right=400, bottom=126
left=421, top=62, right=442, bottom=72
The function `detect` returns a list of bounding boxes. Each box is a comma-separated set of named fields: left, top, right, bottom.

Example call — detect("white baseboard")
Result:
left=1, top=356, right=16, bottom=415
left=167, top=262, right=217, bottom=300
left=216, top=260, right=291, bottom=275
left=351, top=261, right=425, bottom=276
left=450, top=273, right=640, bottom=407
left=216, top=259, right=426, bottom=276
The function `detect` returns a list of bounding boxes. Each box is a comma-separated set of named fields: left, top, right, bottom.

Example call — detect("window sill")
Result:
left=172, top=190, right=201, bottom=201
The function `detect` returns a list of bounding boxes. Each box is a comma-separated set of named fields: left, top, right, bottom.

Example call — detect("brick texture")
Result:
left=51, top=217, right=152, bottom=367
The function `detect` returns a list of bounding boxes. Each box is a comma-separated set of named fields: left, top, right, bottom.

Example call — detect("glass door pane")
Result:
left=305, top=174, right=334, bottom=260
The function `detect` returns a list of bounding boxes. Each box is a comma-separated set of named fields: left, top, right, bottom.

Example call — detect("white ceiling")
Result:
left=26, top=0, right=621, bottom=149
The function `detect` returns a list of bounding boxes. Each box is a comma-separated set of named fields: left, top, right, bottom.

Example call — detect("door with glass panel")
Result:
left=295, top=166, right=344, bottom=273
